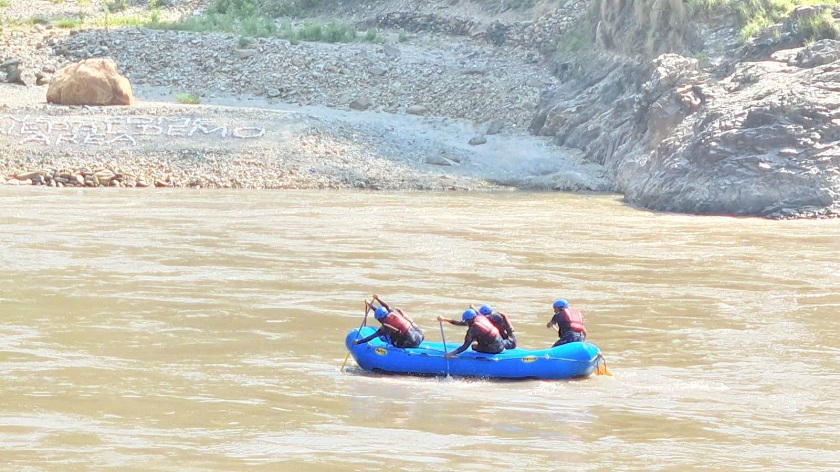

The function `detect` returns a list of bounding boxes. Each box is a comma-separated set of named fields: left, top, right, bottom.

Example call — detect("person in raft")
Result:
left=438, top=309, right=512, bottom=359
left=545, top=298, right=588, bottom=347
left=439, top=304, right=517, bottom=349
left=477, top=304, right=517, bottom=349
left=353, top=296, right=424, bottom=348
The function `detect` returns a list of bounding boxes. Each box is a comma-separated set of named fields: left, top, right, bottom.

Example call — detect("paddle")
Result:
left=439, top=319, right=450, bottom=377
left=340, top=299, right=371, bottom=372
left=595, top=354, right=613, bottom=376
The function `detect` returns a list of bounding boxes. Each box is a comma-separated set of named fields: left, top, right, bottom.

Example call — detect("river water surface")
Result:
left=1, top=189, right=838, bottom=471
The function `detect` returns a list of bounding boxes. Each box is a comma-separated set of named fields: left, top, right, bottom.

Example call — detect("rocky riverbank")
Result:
left=1, top=0, right=609, bottom=192
left=1, top=0, right=839, bottom=218
left=530, top=2, right=840, bottom=219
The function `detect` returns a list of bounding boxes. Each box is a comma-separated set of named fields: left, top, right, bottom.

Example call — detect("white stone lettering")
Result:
left=109, top=134, right=137, bottom=145
left=233, top=127, right=266, bottom=139
left=167, top=125, right=189, bottom=137
left=127, top=116, right=154, bottom=125
left=83, top=134, right=106, bottom=145
left=189, top=121, right=227, bottom=138
left=20, top=122, right=43, bottom=134
left=2, top=114, right=267, bottom=147
left=158, top=116, right=190, bottom=127
left=55, top=134, right=80, bottom=146
left=73, top=123, right=98, bottom=135
left=47, top=121, right=71, bottom=133
left=135, top=124, right=163, bottom=135
left=19, top=133, right=50, bottom=145
left=5, top=115, right=28, bottom=134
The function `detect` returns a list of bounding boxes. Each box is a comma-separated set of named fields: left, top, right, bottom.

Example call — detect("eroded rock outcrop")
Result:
left=534, top=4, right=840, bottom=218
left=628, top=45, right=840, bottom=216
left=46, top=57, right=134, bottom=106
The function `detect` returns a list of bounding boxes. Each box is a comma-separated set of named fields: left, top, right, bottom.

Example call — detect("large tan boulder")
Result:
left=46, top=58, right=134, bottom=106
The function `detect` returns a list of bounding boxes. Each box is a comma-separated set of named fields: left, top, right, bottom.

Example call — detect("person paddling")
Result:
left=438, top=309, right=512, bottom=358
left=545, top=298, right=587, bottom=347
left=353, top=294, right=424, bottom=348
left=440, top=304, right=517, bottom=349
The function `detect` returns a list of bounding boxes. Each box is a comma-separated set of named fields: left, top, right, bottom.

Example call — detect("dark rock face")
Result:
left=533, top=7, right=840, bottom=218
left=627, top=53, right=840, bottom=217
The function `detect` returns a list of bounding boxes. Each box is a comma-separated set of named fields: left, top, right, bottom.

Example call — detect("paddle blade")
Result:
left=340, top=351, right=352, bottom=372
left=596, top=364, right=613, bottom=376
left=595, top=355, right=613, bottom=376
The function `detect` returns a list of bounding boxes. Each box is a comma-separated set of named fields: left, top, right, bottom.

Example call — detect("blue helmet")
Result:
left=478, top=304, right=492, bottom=315
left=374, top=306, right=388, bottom=320
left=462, top=309, right=477, bottom=321
left=553, top=299, right=569, bottom=309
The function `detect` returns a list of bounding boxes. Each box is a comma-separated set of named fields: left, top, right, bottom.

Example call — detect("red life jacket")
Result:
left=473, top=315, right=501, bottom=338
left=381, top=310, right=412, bottom=336
left=563, top=308, right=585, bottom=333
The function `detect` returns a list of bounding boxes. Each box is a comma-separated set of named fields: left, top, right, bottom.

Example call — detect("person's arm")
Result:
left=372, top=294, right=390, bottom=312
left=353, top=327, right=385, bottom=345
left=546, top=313, right=558, bottom=329
left=499, top=312, right=514, bottom=332
left=437, top=315, right=467, bottom=326
left=445, top=329, right=475, bottom=358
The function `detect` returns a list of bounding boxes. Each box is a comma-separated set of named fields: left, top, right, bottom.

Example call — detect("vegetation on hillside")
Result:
left=557, top=0, right=839, bottom=57
left=686, top=0, right=840, bottom=43
left=148, top=0, right=382, bottom=43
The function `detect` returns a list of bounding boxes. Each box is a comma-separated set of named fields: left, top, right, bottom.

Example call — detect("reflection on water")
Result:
left=0, top=189, right=838, bottom=471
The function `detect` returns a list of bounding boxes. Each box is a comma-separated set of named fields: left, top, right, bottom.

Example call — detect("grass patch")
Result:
left=558, top=18, right=592, bottom=53
left=97, top=13, right=152, bottom=28
left=104, top=0, right=129, bottom=13
left=796, top=9, right=840, bottom=40
left=0, top=0, right=11, bottom=6
left=55, top=17, right=84, bottom=28
left=147, top=0, right=380, bottom=44
left=176, top=92, right=201, bottom=104
left=687, top=0, right=840, bottom=43
left=296, top=20, right=357, bottom=42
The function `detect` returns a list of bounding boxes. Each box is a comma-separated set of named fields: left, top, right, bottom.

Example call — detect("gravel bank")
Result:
left=1, top=0, right=610, bottom=192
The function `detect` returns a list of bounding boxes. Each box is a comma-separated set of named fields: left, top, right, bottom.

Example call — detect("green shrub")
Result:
left=688, top=0, right=840, bottom=43
left=176, top=92, right=201, bottom=104
left=149, top=0, right=366, bottom=43
left=104, top=0, right=129, bottom=12
left=55, top=17, right=83, bottom=28
left=208, top=0, right=259, bottom=16
left=796, top=9, right=840, bottom=41
left=558, top=19, right=592, bottom=53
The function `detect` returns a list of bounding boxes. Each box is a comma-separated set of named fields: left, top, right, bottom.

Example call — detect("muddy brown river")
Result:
left=1, top=189, right=837, bottom=471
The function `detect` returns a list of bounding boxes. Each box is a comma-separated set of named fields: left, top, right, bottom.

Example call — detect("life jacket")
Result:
left=473, top=315, right=501, bottom=339
left=486, top=313, right=513, bottom=339
left=563, top=308, right=585, bottom=333
left=381, top=309, right=412, bottom=336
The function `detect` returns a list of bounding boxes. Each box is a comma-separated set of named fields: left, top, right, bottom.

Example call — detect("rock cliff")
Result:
left=534, top=1, right=840, bottom=218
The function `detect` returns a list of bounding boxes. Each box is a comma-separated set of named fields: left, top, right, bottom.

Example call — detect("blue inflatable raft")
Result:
left=344, top=326, right=605, bottom=380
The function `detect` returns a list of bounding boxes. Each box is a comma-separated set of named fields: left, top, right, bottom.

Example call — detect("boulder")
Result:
left=1, top=59, right=24, bottom=85
left=46, top=58, right=134, bottom=106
